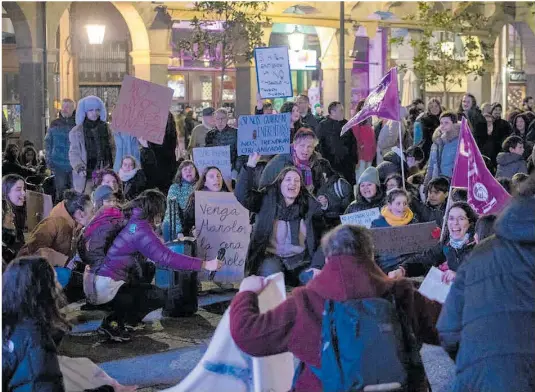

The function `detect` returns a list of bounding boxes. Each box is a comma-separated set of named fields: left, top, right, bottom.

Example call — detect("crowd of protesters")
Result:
left=2, top=92, right=535, bottom=391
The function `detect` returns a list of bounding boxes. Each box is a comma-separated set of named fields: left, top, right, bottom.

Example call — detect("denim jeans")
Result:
left=53, top=168, right=72, bottom=202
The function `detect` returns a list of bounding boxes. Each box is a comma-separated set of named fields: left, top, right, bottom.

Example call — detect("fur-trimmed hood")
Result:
left=75, top=95, right=107, bottom=125
left=432, top=123, right=461, bottom=146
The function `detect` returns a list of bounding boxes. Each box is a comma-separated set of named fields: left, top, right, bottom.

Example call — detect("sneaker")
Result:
left=98, top=320, right=131, bottom=342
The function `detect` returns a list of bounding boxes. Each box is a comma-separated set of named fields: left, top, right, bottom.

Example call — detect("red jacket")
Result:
left=230, top=255, right=442, bottom=391
left=352, top=123, right=376, bottom=162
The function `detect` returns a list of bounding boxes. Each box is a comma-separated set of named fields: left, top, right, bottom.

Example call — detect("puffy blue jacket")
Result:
left=45, top=114, right=75, bottom=170
left=424, top=124, right=460, bottom=187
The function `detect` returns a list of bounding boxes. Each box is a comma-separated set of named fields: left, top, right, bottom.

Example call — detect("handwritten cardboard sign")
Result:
left=112, top=75, right=173, bottom=144
left=254, top=46, right=293, bottom=99
left=340, top=207, right=381, bottom=229
left=195, top=191, right=251, bottom=284
left=370, top=222, right=439, bottom=257
left=193, top=145, right=232, bottom=184
left=26, top=191, right=53, bottom=231
left=237, top=113, right=291, bottom=156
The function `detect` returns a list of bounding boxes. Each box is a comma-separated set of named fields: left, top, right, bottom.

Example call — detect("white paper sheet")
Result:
left=418, top=267, right=452, bottom=304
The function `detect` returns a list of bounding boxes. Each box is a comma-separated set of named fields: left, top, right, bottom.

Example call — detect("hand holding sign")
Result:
left=246, top=152, right=261, bottom=168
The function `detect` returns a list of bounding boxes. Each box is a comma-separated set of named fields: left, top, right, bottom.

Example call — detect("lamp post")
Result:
left=288, top=25, right=305, bottom=52
left=85, top=24, right=106, bottom=45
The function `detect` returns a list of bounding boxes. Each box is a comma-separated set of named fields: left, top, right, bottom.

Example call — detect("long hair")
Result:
left=173, top=160, right=199, bottom=186
left=19, top=145, right=38, bottom=166
left=92, top=168, right=122, bottom=189
left=2, top=174, right=25, bottom=206
left=267, top=166, right=311, bottom=216
left=458, top=93, right=478, bottom=114
left=122, top=189, right=166, bottom=224
left=186, top=166, right=229, bottom=209
left=3, top=144, right=20, bottom=163
left=2, top=257, right=70, bottom=341
left=444, top=201, right=478, bottom=243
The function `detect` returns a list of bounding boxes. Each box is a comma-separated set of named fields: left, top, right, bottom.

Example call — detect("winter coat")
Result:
left=68, top=122, right=114, bottom=193
left=112, top=132, right=140, bottom=173
left=121, top=170, right=146, bottom=201
left=301, top=111, right=319, bottom=131
left=45, top=114, right=75, bottom=171
left=376, top=150, right=409, bottom=183
left=316, top=174, right=353, bottom=229
left=184, top=112, right=197, bottom=146
left=377, top=120, right=407, bottom=157
left=235, top=166, right=324, bottom=276
left=2, top=320, right=65, bottom=392
left=163, top=182, right=195, bottom=236
left=415, top=112, right=440, bottom=163
left=411, top=199, right=447, bottom=228
left=1, top=160, right=36, bottom=180
left=205, top=125, right=246, bottom=173
left=437, top=196, right=535, bottom=392
left=351, top=122, right=376, bottom=162
left=187, top=123, right=211, bottom=152
left=17, top=201, right=79, bottom=267
left=96, top=208, right=202, bottom=282
left=345, top=187, right=385, bottom=214
left=459, top=107, right=487, bottom=149
left=424, top=124, right=460, bottom=187
left=493, top=118, right=513, bottom=147
left=495, top=152, right=528, bottom=179
left=229, top=255, right=442, bottom=392
left=316, top=117, right=357, bottom=185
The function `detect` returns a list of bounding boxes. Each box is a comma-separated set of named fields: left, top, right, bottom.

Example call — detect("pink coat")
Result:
left=352, top=123, right=376, bottom=162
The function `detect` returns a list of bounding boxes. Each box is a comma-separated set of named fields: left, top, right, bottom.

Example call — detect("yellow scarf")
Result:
left=381, top=206, right=414, bottom=227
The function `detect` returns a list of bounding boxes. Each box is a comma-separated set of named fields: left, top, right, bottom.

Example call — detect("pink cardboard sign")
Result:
left=112, top=75, right=173, bottom=145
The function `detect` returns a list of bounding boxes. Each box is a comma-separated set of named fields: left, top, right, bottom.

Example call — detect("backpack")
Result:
left=294, top=295, right=423, bottom=392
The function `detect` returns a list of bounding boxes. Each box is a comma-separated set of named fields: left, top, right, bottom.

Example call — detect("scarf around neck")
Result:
left=291, top=145, right=313, bottom=189
left=118, top=168, right=138, bottom=183
left=275, top=197, right=302, bottom=246
left=449, top=233, right=470, bottom=249
left=381, top=205, right=414, bottom=227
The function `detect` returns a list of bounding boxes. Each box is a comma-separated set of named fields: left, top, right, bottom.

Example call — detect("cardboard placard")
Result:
left=237, top=113, right=291, bottom=156
left=26, top=191, right=53, bottom=231
left=193, top=145, right=232, bottom=184
left=370, top=222, right=439, bottom=257
left=111, top=75, right=173, bottom=144
left=194, top=191, right=251, bottom=284
left=340, top=207, right=381, bottom=229
left=254, top=46, right=293, bottom=99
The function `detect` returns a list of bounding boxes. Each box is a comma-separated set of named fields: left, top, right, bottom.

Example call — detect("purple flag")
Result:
left=341, top=67, right=400, bottom=135
left=453, top=118, right=511, bottom=215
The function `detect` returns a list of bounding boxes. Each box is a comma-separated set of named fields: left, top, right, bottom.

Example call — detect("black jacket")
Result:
left=417, top=112, right=440, bottom=163
left=436, top=197, right=535, bottom=392
left=376, top=150, right=409, bottom=183
left=205, top=125, right=247, bottom=172
left=122, top=170, right=147, bottom=201
left=235, top=166, right=324, bottom=276
left=316, top=117, right=357, bottom=185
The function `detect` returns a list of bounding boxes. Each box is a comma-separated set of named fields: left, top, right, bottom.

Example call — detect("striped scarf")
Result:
left=291, top=146, right=313, bottom=189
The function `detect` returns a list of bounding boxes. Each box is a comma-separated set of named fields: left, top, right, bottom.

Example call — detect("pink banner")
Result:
left=341, top=67, right=400, bottom=135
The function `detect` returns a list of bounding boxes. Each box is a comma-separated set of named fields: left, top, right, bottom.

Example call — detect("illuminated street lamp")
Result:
left=85, top=24, right=106, bottom=45
left=288, top=25, right=305, bottom=51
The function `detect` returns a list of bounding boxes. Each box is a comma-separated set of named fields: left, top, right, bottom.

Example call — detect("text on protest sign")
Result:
left=111, top=75, right=173, bottom=144
left=254, top=46, right=293, bottom=99
left=237, top=113, right=291, bottom=156
left=195, top=191, right=251, bottom=284
left=340, top=208, right=381, bottom=229
left=193, top=145, right=232, bottom=183
left=370, top=222, right=439, bottom=257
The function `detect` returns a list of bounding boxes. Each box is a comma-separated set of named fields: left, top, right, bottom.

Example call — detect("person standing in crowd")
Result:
left=495, top=135, right=528, bottom=179
left=313, top=103, right=324, bottom=123
left=522, top=96, right=534, bottom=123
left=414, top=98, right=442, bottom=164
left=279, top=101, right=305, bottom=141
left=46, top=99, right=76, bottom=202
left=424, top=112, right=460, bottom=187
left=236, top=153, right=325, bottom=284
left=139, top=112, right=178, bottom=194
left=295, top=94, right=319, bottom=131
left=187, top=107, right=215, bottom=153
left=184, top=106, right=197, bottom=147
left=389, top=201, right=477, bottom=283
left=377, top=117, right=409, bottom=160
left=377, top=145, right=424, bottom=183
left=2, top=199, right=17, bottom=266
left=316, top=101, right=357, bottom=186
left=352, top=99, right=377, bottom=182
left=2, top=256, right=70, bottom=391
left=117, top=155, right=146, bottom=201
left=2, top=174, right=27, bottom=257
left=69, top=95, right=114, bottom=195
left=230, top=224, right=442, bottom=392
left=83, top=189, right=222, bottom=342
left=205, top=108, right=246, bottom=178
left=437, top=180, right=535, bottom=392
left=412, top=176, right=450, bottom=226
left=473, top=214, right=496, bottom=244
left=511, top=112, right=534, bottom=159
left=489, top=102, right=513, bottom=147
left=2, top=144, right=36, bottom=179
left=345, top=166, right=385, bottom=213
left=162, top=160, right=199, bottom=242
left=457, top=93, right=487, bottom=148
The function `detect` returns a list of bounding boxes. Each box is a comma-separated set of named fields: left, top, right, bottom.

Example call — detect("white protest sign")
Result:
left=237, top=113, right=291, bottom=156
left=195, top=191, right=251, bottom=284
left=164, top=272, right=294, bottom=392
left=254, top=46, right=293, bottom=99
left=340, top=207, right=381, bottom=229
left=418, top=266, right=452, bottom=304
left=193, top=145, right=232, bottom=183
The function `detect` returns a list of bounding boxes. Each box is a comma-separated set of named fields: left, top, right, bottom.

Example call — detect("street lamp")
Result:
left=288, top=25, right=305, bottom=51
left=85, top=24, right=106, bottom=45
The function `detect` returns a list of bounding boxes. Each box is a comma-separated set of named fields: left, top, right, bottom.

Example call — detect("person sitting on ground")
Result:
left=117, top=155, right=146, bottom=201
left=18, top=144, right=44, bottom=173
left=407, top=171, right=427, bottom=202
left=229, top=224, right=442, bottom=392
left=377, top=145, right=424, bottom=184
left=2, top=174, right=27, bottom=256
left=495, top=135, right=528, bottom=179
left=511, top=172, right=530, bottom=195
left=474, top=214, right=497, bottom=244
left=92, top=168, right=121, bottom=195
left=17, top=190, right=94, bottom=268
left=412, top=176, right=450, bottom=227
left=345, top=166, right=385, bottom=213
left=162, top=160, right=199, bottom=242
left=2, top=144, right=37, bottom=179
left=496, top=176, right=513, bottom=194
left=383, top=173, right=420, bottom=202
left=83, top=189, right=222, bottom=342
left=236, top=153, right=325, bottom=286
left=389, top=202, right=478, bottom=283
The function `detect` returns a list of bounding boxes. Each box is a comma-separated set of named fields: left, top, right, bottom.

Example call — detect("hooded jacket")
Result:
left=437, top=196, right=535, bottom=392
left=46, top=113, right=76, bottom=170
left=230, top=255, right=442, bottom=392
left=345, top=186, right=385, bottom=214
left=495, top=152, right=528, bottom=179
left=376, top=149, right=409, bottom=183
left=424, top=123, right=460, bottom=187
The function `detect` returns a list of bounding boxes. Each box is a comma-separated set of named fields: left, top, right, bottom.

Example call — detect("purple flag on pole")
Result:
left=452, top=118, right=511, bottom=215
left=341, top=67, right=400, bottom=135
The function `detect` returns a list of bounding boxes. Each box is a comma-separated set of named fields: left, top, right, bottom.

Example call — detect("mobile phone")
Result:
left=209, top=248, right=226, bottom=280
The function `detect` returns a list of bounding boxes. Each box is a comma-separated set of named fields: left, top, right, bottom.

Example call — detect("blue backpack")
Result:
left=294, top=295, right=422, bottom=392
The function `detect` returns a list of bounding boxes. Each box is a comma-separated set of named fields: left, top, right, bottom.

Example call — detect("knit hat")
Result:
left=358, top=166, right=380, bottom=186
left=93, top=185, right=114, bottom=205
left=76, top=95, right=107, bottom=125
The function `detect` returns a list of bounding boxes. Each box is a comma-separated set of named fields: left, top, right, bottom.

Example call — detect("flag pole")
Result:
left=439, top=183, right=454, bottom=243
left=398, top=121, right=406, bottom=191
